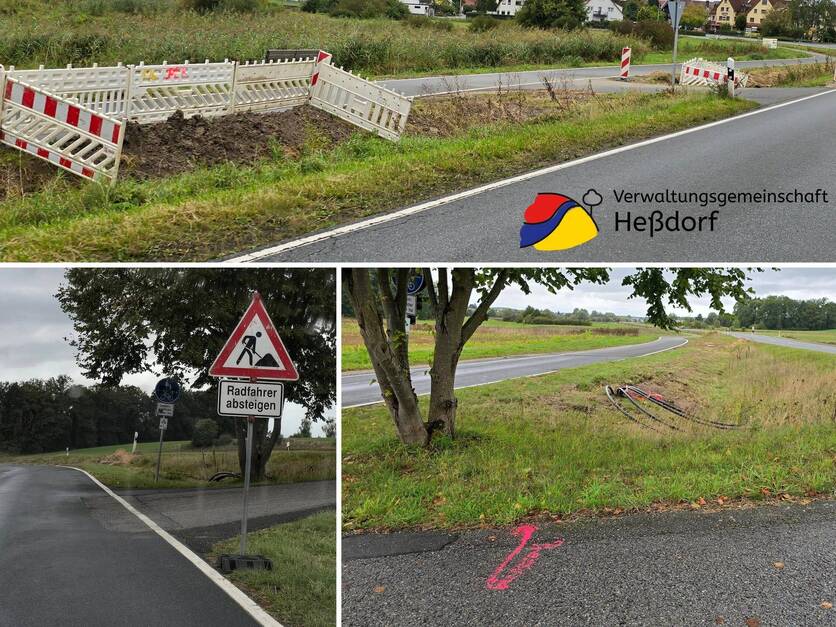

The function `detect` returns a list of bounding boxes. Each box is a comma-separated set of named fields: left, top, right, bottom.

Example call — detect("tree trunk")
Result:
left=236, top=417, right=281, bottom=482
left=346, top=269, right=428, bottom=446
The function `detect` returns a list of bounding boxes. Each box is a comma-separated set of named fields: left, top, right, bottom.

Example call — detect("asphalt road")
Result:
left=728, top=331, right=836, bottom=354
left=342, top=336, right=686, bottom=407
left=379, top=54, right=824, bottom=97
left=0, top=464, right=259, bottom=626
left=244, top=82, right=836, bottom=262
left=342, top=500, right=836, bottom=626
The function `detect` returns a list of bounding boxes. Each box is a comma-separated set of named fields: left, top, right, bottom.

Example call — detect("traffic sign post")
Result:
left=212, top=292, right=296, bottom=573
left=668, top=0, right=685, bottom=89
left=153, top=378, right=180, bottom=483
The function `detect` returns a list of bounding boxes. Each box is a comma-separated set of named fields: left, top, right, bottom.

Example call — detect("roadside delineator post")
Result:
left=620, top=47, right=631, bottom=80
left=727, top=57, right=735, bottom=98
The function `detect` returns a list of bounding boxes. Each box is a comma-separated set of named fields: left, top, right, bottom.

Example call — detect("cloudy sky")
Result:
left=488, top=267, right=836, bottom=317
left=0, top=267, right=332, bottom=437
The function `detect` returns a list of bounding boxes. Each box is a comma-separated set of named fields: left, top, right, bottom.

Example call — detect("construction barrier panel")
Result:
left=309, top=63, right=411, bottom=141
left=620, top=47, right=631, bottom=80
left=680, top=58, right=748, bottom=88
left=128, top=60, right=236, bottom=124
left=232, top=58, right=316, bottom=114
left=6, top=64, right=131, bottom=118
left=0, top=74, right=124, bottom=183
left=761, top=38, right=778, bottom=49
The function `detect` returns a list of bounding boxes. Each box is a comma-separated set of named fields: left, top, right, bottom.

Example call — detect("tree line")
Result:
left=733, top=296, right=836, bottom=330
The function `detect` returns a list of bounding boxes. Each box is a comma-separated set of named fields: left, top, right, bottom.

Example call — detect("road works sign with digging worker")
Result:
left=210, top=291, right=298, bottom=573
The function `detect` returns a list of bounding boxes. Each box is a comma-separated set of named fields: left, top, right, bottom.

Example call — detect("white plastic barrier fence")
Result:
left=309, top=63, right=411, bottom=141
left=129, top=60, right=235, bottom=124
left=761, top=38, right=778, bottom=49
left=0, top=74, right=124, bottom=183
left=232, top=58, right=317, bottom=113
left=680, top=58, right=749, bottom=88
left=7, top=63, right=130, bottom=118
left=0, top=50, right=412, bottom=183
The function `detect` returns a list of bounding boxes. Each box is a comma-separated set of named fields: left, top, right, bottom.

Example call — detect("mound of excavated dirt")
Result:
left=121, top=107, right=357, bottom=180
left=99, top=449, right=140, bottom=465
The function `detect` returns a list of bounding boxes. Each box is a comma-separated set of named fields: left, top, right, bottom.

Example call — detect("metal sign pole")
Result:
left=240, top=414, right=255, bottom=555
left=155, top=426, right=164, bottom=482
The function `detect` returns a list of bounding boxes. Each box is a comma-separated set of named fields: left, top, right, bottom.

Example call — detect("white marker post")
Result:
left=727, top=57, right=735, bottom=98
left=131, top=431, right=138, bottom=454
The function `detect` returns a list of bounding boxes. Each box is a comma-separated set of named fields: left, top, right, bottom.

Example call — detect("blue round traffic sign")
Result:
left=407, top=275, right=425, bottom=295
left=154, top=377, right=181, bottom=404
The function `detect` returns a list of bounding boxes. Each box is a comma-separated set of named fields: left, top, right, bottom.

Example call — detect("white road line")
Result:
left=342, top=336, right=688, bottom=408
left=59, top=466, right=282, bottom=627
left=229, top=88, right=836, bottom=262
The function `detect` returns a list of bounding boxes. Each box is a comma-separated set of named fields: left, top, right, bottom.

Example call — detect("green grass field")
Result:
left=0, top=92, right=753, bottom=261
left=342, top=333, right=836, bottom=530
left=210, top=511, right=336, bottom=627
left=757, top=329, right=836, bottom=345
left=0, top=438, right=336, bottom=489
left=0, top=4, right=797, bottom=78
left=342, top=317, right=659, bottom=370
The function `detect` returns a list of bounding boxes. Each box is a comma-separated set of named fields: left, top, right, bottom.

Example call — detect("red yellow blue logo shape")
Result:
left=519, top=192, right=599, bottom=251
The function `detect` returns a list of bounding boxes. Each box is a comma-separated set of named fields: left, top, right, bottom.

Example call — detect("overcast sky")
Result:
left=0, top=268, right=332, bottom=437
left=488, top=267, right=836, bottom=317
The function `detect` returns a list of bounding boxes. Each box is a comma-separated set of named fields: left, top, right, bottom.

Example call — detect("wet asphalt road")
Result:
left=342, top=500, right=836, bottom=626
left=342, top=335, right=687, bottom=407
left=0, top=464, right=258, bottom=627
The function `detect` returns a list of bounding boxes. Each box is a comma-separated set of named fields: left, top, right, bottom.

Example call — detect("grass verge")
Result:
left=209, top=511, right=336, bottom=627
left=342, top=334, right=836, bottom=531
left=0, top=439, right=337, bottom=489
left=342, top=317, right=659, bottom=370
left=746, top=60, right=835, bottom=87
left=0, top=92, right=754, bottom=261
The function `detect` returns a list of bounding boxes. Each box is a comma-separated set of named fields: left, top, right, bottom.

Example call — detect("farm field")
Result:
left=0, top=90, right=752, bottom=261
left=0, top=437, right=337, bottom=489
left=342, top=334, right=836, bottom=530
left=342, top=317, right=659, bottom=370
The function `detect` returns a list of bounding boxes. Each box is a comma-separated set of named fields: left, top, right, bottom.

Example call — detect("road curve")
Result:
left=0, top=464, right=259, bottom=627
left=342, top=335, right=686, bottom=408
left=727, top=332, right=836, bottom=354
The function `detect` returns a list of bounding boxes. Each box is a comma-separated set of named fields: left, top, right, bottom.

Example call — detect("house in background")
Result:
left=492, top=0, right=525, bottom=17
left=585, top=0, right=623, bottom=22
left=745, top=0, right=784, bottom=31
left=710, top=0, right=753, bottom=28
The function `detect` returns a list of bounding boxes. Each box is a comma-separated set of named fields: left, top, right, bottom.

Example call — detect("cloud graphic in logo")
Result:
left=519, top=192, right=599, bottom=251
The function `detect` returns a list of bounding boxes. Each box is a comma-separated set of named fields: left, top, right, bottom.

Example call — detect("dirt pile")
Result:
left=121, top=107, right=357, bottom=179
left=99, top=449, right=141, bottom=465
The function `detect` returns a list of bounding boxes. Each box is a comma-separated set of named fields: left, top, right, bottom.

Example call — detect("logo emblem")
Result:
left=519, top=190, right=601, bottom=251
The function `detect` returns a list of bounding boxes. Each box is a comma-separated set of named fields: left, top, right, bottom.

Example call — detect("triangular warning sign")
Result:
left=209, top=292, right=299, bottom=381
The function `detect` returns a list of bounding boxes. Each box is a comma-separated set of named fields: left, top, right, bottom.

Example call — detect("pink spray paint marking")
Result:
left=485, top=524, right=564, bottom=591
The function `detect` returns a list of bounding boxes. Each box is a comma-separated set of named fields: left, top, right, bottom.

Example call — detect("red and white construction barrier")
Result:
left=0, top=50, right=411, bottom=183
left=0, top=74, right=124, bottom=183
left=680, top=58, right=749, bottom=88
left=620, top=47, right=631, bottom=80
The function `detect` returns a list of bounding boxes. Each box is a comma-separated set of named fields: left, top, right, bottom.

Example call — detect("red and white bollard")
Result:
left=620, top=47, right=631, bottom=80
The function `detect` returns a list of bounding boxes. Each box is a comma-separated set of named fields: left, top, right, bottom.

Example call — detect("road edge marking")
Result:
left=229, top=88, right=836, bottom=262
left=343, top=336, right=688, bottom=408
left=57, top=465, right=283, bottom=627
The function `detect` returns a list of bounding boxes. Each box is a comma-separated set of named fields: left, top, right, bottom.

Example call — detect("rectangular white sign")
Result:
left=156, top=402, right=174, bottom=417
left=217, top=380, right=284, bottom=418
left=406, top=294, right=417, bottom=317
left=159, top=417, right=169, bottom=430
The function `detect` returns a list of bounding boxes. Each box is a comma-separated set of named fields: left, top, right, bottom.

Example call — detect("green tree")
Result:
left=735, top=12, right=747, bottom=30
left=517, top=0, right=587, bottom=29
left=623, top=0, right=641, bottom=21
left=637, top=4, right=665, bottom=21
left=57, top=268, right=336, bottom=481
left=192, top=418, right=219, bottom=448
left=344, top=268, right=752, bottom=446
left=680, top=3, right=707, bottom=29
left=475, top=0, right=499, bottom=13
